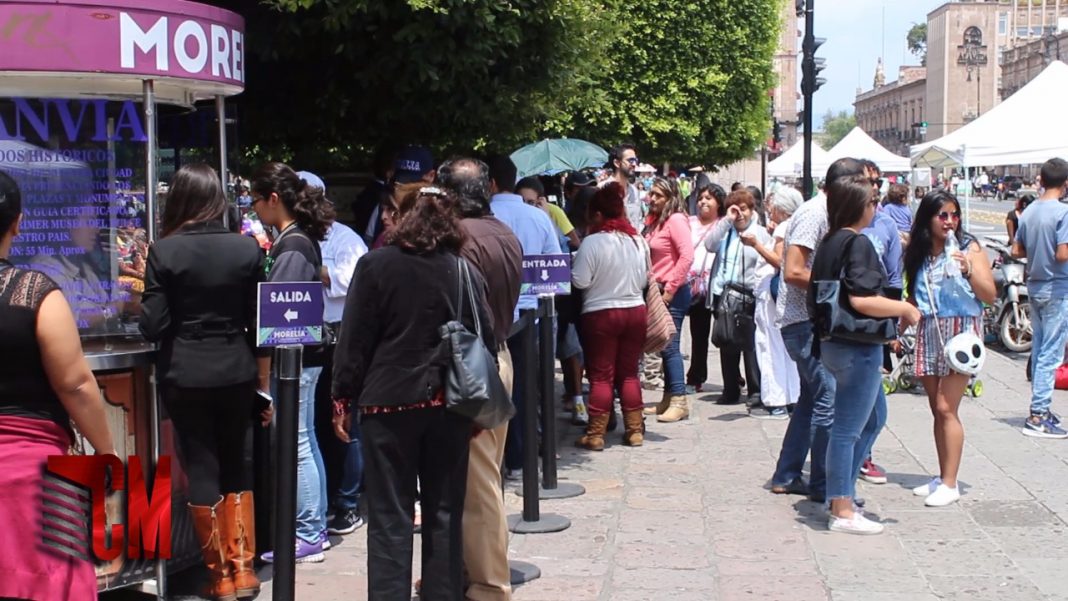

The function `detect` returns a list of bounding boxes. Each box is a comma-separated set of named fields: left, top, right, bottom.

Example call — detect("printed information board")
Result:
left=521, top=254, right=571, bottom=296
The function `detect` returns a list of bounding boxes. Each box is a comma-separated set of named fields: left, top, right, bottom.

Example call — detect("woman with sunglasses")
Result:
left=811, top=175, right=919, bottom=535
left=902, top=191, right=995, bottom=507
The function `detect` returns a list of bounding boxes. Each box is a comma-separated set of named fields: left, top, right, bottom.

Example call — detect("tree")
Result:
left=907, top=22, right=927, bottom=66
left=563, top=0, right=781, bottom=166
left=207, top=0, right=780, bottom=169
left=819, top=110, right=855, bottom=149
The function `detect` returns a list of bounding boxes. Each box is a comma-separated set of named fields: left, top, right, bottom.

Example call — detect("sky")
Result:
left=811, top=0, right=948, bottom=121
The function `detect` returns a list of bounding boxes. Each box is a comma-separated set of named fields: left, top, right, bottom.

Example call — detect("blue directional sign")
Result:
left=521, top=254, right=571, bottom=295
left=257, top=282, right=324, bottom=347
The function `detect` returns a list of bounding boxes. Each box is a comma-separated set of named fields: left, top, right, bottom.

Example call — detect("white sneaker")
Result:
left=924, top=484, right=960, bottom=507
left=828, top=512, right=885, bottom=535
left=912, top=477, right=941, bottom=497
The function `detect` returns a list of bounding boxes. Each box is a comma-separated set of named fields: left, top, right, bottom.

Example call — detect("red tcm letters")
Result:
left=46, top=455, right=172, bottom=561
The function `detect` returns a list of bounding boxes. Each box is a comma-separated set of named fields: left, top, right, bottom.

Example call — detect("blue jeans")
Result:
left=334, top=423, right=363, bottom=512
left=295, top=367, right=327, bottom=543
left=661, top=285, right=691, bottom=395
left=771, top=322, right=836, bottom=497
left=821, top=342, right=887, bottom=502
left=1029, top=294, right=1068, bottom=416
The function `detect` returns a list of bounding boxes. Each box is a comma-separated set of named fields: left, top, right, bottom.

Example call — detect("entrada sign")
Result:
left=521, top=254, right=572, bottom=296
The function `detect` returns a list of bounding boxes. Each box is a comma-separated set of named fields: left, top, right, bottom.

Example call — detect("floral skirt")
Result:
left=915, top=316, right=982, bottom=377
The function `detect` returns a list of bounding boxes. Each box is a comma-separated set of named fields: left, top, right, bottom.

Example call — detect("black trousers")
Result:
left=687, top=303, right=713, bottom=386
left=361, top=407, right=471, bottom=601
left=162, top=382, right=255, bottom=506
left=719, top=338, right=761, bottom=403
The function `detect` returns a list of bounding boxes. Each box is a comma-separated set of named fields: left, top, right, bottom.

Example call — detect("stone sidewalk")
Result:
left=226, top=344, right=1068, bottom=600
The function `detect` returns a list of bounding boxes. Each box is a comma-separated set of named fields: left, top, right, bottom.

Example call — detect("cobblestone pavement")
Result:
left=172, top=340, right=1068, bottom=601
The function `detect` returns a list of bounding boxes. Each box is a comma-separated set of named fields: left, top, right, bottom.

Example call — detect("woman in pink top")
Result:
left=643, top=177, right=695, bottom=422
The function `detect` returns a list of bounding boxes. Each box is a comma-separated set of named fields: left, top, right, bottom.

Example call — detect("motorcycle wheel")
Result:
left=999, top=301, right=1033, bottom=353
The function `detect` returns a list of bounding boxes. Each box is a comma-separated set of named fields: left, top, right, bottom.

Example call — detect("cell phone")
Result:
left=253, top=389, right=272, bottom=417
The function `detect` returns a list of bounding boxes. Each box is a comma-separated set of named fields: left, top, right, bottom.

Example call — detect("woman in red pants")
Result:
left=572, top=182, right=649, bottom=450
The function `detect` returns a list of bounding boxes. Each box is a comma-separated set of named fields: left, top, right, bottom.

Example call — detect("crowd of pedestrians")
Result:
left=3, top=143, right=1068, bottom=600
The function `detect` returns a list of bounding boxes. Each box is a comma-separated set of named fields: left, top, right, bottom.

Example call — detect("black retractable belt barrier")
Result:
left=517, top=297, right=585, bottom=500
left=272, top=345, right=302, bottom=601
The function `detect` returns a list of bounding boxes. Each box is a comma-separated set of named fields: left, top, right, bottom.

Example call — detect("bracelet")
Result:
left=332, top=398, right=352, bottom=416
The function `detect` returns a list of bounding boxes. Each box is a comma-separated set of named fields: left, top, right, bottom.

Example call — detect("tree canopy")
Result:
left=907, top=22, right=927, bottom=66
left=819, top=110, right=855, bottom=150
left=210, top=0, right=782, bottom=169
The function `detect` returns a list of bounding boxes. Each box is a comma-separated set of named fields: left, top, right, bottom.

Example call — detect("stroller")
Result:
left=882, top=325, right=984, bottom=397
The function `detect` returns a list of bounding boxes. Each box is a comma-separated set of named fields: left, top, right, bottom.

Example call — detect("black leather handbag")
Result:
left=439, top=257, right=515, bottom=429
left=811, top=234, right=896, bottom=344
left=710, top=230, right=756, bottom=349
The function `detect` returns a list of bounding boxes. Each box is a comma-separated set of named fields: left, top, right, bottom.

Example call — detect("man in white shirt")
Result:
left=298, top=171, right=370, bottom=536
left=604, top=143, right=645, bottom=232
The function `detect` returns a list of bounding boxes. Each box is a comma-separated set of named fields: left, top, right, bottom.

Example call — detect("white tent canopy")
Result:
left=820, top=127, right=912, bottom=173
left=767, top=141, right=830, bottom=177
left=911, top=60, right=1068, bottom=169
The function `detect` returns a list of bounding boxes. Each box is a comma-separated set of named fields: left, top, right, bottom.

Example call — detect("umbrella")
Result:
left=635, top=163, right=657, bottom=174
left=510, top=138, right=609, bottom=179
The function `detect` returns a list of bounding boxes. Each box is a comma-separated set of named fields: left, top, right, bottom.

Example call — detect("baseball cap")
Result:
left=564, top=171, right=596, bottom=189
left=296, top=170, right=326, bottom=194
left=394, top=146, right=434, bottom=183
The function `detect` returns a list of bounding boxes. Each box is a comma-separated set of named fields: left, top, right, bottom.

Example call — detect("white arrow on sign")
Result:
left=540, top=269, right=550, bottom=282
left=284, top=309, right=299, bottom=322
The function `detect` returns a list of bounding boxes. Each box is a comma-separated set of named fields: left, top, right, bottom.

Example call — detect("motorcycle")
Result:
left=982, top=237, right=1032, bottom=353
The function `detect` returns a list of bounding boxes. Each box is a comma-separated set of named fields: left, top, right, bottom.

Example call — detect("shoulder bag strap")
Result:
left=459, top=257, right=482, bottom=338
left=453, top=255, right=464, bottom=323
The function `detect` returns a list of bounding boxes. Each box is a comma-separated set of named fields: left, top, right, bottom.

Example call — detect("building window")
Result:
left=998, top=12, right=1007, bottom=36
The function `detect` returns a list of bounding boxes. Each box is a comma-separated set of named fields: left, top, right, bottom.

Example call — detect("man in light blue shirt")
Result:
left=487, top=155, right=562, bottom=477
left=1013, top=157, right=1068, bottom=438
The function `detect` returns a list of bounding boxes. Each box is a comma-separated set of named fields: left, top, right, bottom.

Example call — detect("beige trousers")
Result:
left=462, top=345, right=513, bottom=601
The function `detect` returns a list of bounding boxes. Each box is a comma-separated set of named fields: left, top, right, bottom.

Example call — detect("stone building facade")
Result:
left=854, top=65, right=928, bottom=156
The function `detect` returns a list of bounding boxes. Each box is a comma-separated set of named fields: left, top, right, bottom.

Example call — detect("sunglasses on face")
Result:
left=870, top=178, right=884, bottom=188
left=937, top=211, right=962, bottom=222
left=625, top=157, right=640, bottom=165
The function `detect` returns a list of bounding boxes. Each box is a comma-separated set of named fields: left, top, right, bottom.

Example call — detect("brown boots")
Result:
left=579, top=412, right=647, bottom=450
left=622, top=410, right=645, bottom=446
left=190, top=499, right=237, bottom=601
left=222, top=492, right=260, bottom=598
left=576, top=413, right=610, bottom=451
left=657, top=396, right=690, bottom=422
left=190, top=492, right=259, bottom=601
left=643, top=392, right=671, bottom=415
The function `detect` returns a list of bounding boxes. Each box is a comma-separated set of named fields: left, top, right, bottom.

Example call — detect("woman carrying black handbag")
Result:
left=703, top=189, right=772, bottom=406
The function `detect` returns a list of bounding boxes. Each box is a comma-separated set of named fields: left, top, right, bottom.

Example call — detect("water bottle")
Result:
left=944, top=234, right=961, bottom=278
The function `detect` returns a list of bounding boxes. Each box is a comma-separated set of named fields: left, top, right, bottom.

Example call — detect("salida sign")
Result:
left=43, top=455, right=172, bottom=561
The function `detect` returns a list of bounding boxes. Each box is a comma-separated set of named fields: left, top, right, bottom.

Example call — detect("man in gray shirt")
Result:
left=769, top=158, right=866, bottom=502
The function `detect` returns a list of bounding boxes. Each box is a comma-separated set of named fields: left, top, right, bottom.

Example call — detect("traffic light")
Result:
left=772, top=119, right=783, bottom=144
left=801, top=37, right=827, bottom=95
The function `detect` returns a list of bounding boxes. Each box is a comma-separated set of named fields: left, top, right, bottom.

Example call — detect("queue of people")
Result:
left=4, top=145, right=1067, bottom=601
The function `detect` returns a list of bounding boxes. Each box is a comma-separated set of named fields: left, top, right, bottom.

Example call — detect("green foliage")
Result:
left=211, top=0, right=780, bottom=169
left=562, top=0, right=781, bottom=166
left=907, top=22, right=927, bottom=66
left=818, top=110, right=855, bottom=150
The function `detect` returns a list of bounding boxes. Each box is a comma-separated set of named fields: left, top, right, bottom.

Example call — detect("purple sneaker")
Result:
left=260, top=538, right=325, bottom=564
left=320, top=531, right=332, bottom=550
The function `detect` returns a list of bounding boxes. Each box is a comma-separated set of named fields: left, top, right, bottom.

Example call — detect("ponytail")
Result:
left=252, top=162, right=335, bottom=241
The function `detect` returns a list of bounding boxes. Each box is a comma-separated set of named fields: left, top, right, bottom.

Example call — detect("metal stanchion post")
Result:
left=272, top=345, right=302, bottom=601
left=518, top=297, right=584, bottom=500
left=507, top=310, right=570, bottom=534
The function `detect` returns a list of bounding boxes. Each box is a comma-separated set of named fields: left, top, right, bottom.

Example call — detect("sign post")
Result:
left=257, top=282, right=322, bottom=601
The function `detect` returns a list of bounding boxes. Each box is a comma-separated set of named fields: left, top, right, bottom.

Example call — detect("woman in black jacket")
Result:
left=140, top=164, right=266, bottom=600
left=332, top=185, right=493, bottom=601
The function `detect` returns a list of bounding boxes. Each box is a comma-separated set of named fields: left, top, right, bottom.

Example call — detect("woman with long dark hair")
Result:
left=0, top=169, right=116, bottom=600
left=643, top=177, right=694, bottom=422
left=573, top=182, right=649, bottom=450
left=332, top=186, right=493, bottom=601
left=252, top=162, right=336, bottom=563
left=142, top=164, right=267, bottom=599
left=902, top=190, right=995, bottom=507
left=684, top=182, right=725, bottom=393
left=811, top=175, right=919, bottom=535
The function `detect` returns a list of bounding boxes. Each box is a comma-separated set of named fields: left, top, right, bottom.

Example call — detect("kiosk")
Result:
left=0, top=0, right=245, bottom=594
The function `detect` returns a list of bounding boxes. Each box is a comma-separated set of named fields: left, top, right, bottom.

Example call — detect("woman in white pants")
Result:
left=747, top=186, right=803, bottom=419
